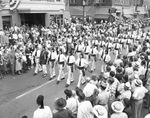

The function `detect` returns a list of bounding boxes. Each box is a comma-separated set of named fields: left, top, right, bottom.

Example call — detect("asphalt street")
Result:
left=1, top=30, right=150, bottom=118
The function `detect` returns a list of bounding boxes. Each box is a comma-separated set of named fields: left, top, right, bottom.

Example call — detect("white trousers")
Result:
left=57, top=64, right=65, bottom=81
left=77, top=69, right=85, bottom=88
left=67, top=65, right=74, bottom=85
left=35, top=58, right=42, bottom=73
left=42, top=64, right=47, bottom=74
left=91, top=56, right=96, bottom=71
left=49, top=62, right=56, bottom=78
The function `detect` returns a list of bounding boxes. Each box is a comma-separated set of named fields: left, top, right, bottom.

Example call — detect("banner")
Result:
left=9, top=0, right=20, bottom=11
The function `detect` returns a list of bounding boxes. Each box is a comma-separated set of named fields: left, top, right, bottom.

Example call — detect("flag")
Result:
left=9, top=0, right=20, bottom=11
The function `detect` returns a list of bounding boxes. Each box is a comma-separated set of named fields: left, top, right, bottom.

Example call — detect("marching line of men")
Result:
left=32, top=33, right=132, bottom=88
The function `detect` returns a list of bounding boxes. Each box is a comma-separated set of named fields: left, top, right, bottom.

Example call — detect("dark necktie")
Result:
left=85, top=46, right=87, bottom=52
left=58, top=54, right=60, bottom=62
left=79, top=59, right=81, bottom=66
left=67, top=56, right=70, bottom=64
left=104, top=55, right=107, bottom=62
left=50, top=53, right=52, bottom=60
left=92, top=49, right=94, bottom=54
left=35, top=50, right=37, bottom=56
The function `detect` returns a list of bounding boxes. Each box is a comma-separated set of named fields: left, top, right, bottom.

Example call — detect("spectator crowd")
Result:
left=1, top=18, right=150, bottom=118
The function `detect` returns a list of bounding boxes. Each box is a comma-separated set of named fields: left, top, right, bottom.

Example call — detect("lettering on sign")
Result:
left=113, top=0, right=130, bottom=6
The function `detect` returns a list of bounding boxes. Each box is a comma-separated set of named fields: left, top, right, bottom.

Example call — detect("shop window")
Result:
left=70, top=0, right=77, bottom=4
left=56, top=0, right=61, bottom=2
left=2, top=16, right=12, bottom=29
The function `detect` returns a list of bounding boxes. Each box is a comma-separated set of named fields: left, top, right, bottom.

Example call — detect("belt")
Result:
left=49, top=59, right=55, bottom=62
left=91, top=54, right=96, bottom=56
left=85, top=53, right=89, bottom=55
left=77, top=51, right=82, bottom=53
left=68, top=63, right=74, bottom=66
left=78, top=66, right=84, bottom=70
left=59, top=62, right=64, bottom=65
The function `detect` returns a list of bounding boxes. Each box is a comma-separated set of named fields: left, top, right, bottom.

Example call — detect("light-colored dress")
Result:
left=15, top=52, right=22, bottom=71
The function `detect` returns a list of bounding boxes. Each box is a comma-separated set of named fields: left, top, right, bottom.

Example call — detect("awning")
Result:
left=17, top=1, right=65, bottom=13
left=69, top=6, right=91, bottom=16
left=94, top=14, right=109, bottom=19
left=123, top=14, right=133, bottom=18
left=136, top=7, right=147, bottom=14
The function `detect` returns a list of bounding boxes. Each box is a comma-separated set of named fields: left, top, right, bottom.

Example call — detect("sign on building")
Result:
left=113, top=0, right=130, bottom=6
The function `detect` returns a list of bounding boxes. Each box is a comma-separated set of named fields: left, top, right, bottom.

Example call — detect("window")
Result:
left=56, top=0, right=61, bottom=2
left=70, top=0, right=77, bottom=4
left=102, top=0, right=106, bottom=3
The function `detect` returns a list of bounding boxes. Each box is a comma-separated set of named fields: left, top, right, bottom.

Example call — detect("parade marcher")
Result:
left=56, top=49, right=66, bottom=84
left=102, top=51, right=111, bottom=72
left=33, top=45, right=42, bottom=75
left=48, top=47, right=57, bottom=80
left=75, top=40, right=83, bottom=59
left=40, top=46, right=48, bottom=77
left=66, top=51, right=75, bottom=87
left=76, top=53, right=88, bottom=88
left=90, top=45, right=98, bottom=72
left=84, top=42, right=90, bottom=63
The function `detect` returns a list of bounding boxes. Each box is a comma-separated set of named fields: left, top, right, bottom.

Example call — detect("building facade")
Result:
left=0, top=0, right=70, bottom=29
left=69, top=0, right=147, bottom=21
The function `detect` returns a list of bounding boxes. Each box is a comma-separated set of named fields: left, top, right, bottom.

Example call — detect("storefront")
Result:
left=0, top=0, right=69, bottom=29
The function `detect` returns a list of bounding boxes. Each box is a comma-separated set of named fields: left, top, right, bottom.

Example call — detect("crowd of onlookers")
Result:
left=1, top=18, right=150, bottom=118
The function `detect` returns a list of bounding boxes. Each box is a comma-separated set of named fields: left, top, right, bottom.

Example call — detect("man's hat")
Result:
left=55, top=98, right=66, bottom=109
left=111, top=101, right=125, bottom=113
left=93, top=105, right=108, bottom=118
left=135, top=79, right=142, bottom=87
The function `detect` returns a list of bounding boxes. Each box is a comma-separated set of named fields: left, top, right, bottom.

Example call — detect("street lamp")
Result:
left=83, top=0, right=86, bottom=24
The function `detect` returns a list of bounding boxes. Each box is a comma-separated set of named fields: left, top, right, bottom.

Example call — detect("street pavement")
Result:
left=1, top=33, right=150, bottom=118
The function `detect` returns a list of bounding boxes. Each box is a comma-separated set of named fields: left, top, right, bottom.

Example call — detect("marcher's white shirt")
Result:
left=33, top=106, right=53, bottom=118
left=83, top=83, right=97, bottom=97
left=66, top=97, right=78, bottom=114
left=77, top=101, right=94, bottom=118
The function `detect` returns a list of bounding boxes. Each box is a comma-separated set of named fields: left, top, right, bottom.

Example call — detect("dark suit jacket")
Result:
left=40, top=50, right=48, bottom=64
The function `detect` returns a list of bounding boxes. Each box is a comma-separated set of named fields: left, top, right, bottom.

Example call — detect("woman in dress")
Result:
left=3, top=49, right=9, bottom=74
left=0, top=54, right=4, bottom=79
left=15, top=49, right=22, bottom=75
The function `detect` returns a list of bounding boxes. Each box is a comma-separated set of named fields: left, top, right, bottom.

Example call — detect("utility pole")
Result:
left=83, top=0, right=86, bottom=24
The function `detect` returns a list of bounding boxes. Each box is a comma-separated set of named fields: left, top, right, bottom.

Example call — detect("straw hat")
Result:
left=111, top=101, right=125, bottom=113
left=93, top=105, right=108, bottom=118
left=135, top=79, right=142, bottom=87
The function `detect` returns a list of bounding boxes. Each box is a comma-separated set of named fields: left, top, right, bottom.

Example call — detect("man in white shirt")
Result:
left=48, top=47, right=57, bottom=80
left=77, top=92, right=94, bottom=118
left=66, top=51, right=76, bottom=87
left=90, top=45, right=98, bottom=72
left=76, top=53, right=88, bottom=88
left=33, top=45, right=42, bottom=75
left=56, top=49, right=66, bottom=84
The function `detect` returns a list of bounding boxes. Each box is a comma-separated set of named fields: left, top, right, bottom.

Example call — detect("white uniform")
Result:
left=90, top=47, right=98, bottom=71
left=33, top=49, right=42, bottom=74
left=48, top=51, right=57, bottom=79
left=57, top=53, right=66, bottom=82
left=66, top=55, right=76, bottom=85
left=76, top=58, right=88, bottom=88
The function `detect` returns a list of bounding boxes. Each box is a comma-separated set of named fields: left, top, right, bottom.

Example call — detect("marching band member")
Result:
left=102, top=51, right=111, bottom=72
left=33, top=45, right=42, bottom=75
left=84, top=42, right=91, bottom=63
left=75, top=41, right=83, bottom=59
left=114, top=39, right=120, bottom=60
left=90, top=45, right=98, bottom=72
left=48, top=47, right=57, bottom=80
left=56, top=49, right=66, bottom=84
left=66, top=51, right=75, bottom=87
left=76, top=53, right=88, bottom=88
left=40, top=46, right=48, bottom=78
